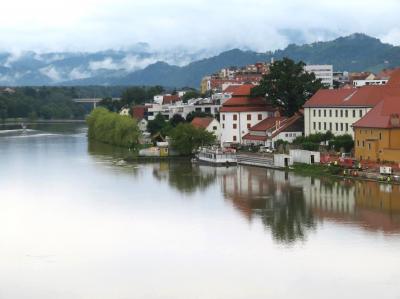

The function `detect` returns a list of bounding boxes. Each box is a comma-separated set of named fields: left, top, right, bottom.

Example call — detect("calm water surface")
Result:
left=0, top=124, right=400, bottom=299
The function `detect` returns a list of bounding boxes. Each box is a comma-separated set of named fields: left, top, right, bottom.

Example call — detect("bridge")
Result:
left=73, top=98, right=120, bottom=109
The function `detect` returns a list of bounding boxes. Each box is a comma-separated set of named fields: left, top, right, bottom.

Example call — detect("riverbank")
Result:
left=290, top=163, right=400, bottom=185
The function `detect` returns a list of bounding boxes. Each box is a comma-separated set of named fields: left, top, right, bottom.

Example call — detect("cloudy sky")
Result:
left=1, top=0, right=400, bottom=53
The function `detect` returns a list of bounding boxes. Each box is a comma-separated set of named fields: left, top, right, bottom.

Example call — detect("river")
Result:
left=0, top=124, right=399, bottom=299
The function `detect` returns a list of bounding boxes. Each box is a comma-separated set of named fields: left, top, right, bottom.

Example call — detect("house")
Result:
left=242, top=112, right=304, bottom=148
left=132, top=105, right=148, bottom=132
left=191, top=117, right=221, bottom=141
left=119, top=107, right=130, bottom=116
left=353, top=96, right=400, bottom=163
left=220, top=84, right=276, bottom=146
left=303, top=68, right=400, bottom=137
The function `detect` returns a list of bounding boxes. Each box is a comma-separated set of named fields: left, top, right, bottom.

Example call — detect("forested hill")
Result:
left=0, top=34, right=399, bottom=87
left=67, top=34, right=400, bottom=88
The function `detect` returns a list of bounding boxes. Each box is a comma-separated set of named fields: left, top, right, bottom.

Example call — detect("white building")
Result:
left=147, top=101, right=220, bottom=121
left=305, top=64, right=334, bottom=88
left=353, top=79, right=388, bottom=87
left=303, top=86, right=390, bottom=137
left=220, top=84, right=276, bottom=146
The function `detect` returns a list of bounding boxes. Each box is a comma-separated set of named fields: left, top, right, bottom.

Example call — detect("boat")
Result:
left=195, top=147, right=237, bottom=166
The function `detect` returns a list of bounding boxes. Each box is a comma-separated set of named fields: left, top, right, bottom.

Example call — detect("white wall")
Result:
left=220, top=111, right=273, bottom=146
left=206, top=119, right=222, bottom=141
left=304, top=106, right=371, bottom=137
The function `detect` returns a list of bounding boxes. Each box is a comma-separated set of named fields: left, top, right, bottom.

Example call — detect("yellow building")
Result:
left=353, top=96, right=400, bottom=162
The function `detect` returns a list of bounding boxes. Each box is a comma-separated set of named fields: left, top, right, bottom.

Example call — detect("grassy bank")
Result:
left=291, top=163, right=342, bottom=177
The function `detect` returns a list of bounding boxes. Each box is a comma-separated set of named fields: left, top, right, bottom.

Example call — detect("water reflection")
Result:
left=152, top=162, right=220, bottom=194
left=220, top=166, right=400, bottom=242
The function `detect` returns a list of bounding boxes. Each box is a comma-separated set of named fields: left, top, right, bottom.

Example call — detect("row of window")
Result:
left=313, top=122, right=350, bottom=132
left=312, top=109, right=364, bottom=118
left=222, top=113, right=263, bottom=121
left=222, top=123, right=252, bottom=129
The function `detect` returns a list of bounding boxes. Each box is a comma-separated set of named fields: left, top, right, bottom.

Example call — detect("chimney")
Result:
left=390, top=114, right=400, bottom=127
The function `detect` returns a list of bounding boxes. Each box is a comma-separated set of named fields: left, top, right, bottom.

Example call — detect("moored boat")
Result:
left=195, top=147, right=237, bottom=166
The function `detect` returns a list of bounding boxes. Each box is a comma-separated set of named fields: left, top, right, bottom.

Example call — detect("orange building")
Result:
left=352, top=70, right=400, bottom=163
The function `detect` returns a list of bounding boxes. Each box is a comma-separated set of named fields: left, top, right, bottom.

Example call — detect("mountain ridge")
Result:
left=1, top=33, right=399, bottom=87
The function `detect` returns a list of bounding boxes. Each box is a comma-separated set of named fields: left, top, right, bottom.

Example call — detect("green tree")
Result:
left=186, top=111, right=213, bottom=122
left=147, top=113, right=168, bottom=136
left=169, top=114, right=186, bottom=127
left=170, top=123, right=216, bottom=156
left=182, top=90, right=201, bottom=103
left=251, top=57, right=323, bottom=116
left=329, top=134, right=354, bottom=152
left=86, top=107, right=140, bottom=148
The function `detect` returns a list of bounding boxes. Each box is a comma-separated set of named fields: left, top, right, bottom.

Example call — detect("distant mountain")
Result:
left=1, top=34, right=399, bottom=87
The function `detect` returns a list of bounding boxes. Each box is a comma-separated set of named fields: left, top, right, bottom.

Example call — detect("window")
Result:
left=233, top=114, right=237, bottom=121
left=318, top=122, right=321, bottom=130
left=324, top=122, right=327, bottom=130
left=222, top=124, right=225, bottom=129
left=313, top=110, right=316, bottom=117
left=335, top=123, right=338, bottom=131
left=340, top=123, right=343, bottom=131
left=247, top=123, right=251, bottom=129
left=212, top=126, right=217, bottom=131
left=313, top=122, right=316, bottom=130
left=357, top=140, right=360, bottom=146
left=329, top=123, right=332, bottom=131
left=319, top=110, right=321, bottom=117
left=359, top=110, right=363, bottom=117
left=324, top=110, right=326, bottom=117
left=379, top=132, right=382, bottom=140
left=247, top=114, right=251, bottom=121
left=345, top=123, right=349, bottom=131
left=233, top=136, right=237, bottom=142
left=368, top=143, right=371, bottom=150
left=233, top=124, right=237, bottom=129
left=222, top=114, right=225, bottom=121
left=340, top=110, right=343, bottom=117
left=345, top=110, right=348, bottom=117
left=258, top=114, right=262, bottom=120
left=329, top=110, right=332, bottom=117
left=335, top=110, right=338, bottom=117
left=353, top=110, right=356, bottom=118
left=362, top=141, right=365, bottom=147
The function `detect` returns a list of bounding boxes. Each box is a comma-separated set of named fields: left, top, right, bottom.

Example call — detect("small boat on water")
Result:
left=195, top=147, right=237, bottom=166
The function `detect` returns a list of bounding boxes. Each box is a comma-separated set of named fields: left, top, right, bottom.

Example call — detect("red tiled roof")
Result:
left=242, top=134, right=267, bottom=141
left=386, top=68, right=400, bottom=87
left=304, top=85, right=400, bottom=108
left=244, top=112, right=303, bottom=141
left=231, top=84, right=255, bottom=96
left=223, top=85, right=241, bottom=93
left=376, top=68, right=399, bottom=80
left=191, top=117, right=214, bottom=129
left=162, top=95, right=180, bottom=105
left=132, top=106, right=146, bottom=120
left=353, top=96, right=400, bottom=129
left=222, top=96, right=266, bottom=107
left=249, top=117, right=287, bottom=131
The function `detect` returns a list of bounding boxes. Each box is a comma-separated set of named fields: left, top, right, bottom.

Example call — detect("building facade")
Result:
left=304, top=64, right=334, bottom=88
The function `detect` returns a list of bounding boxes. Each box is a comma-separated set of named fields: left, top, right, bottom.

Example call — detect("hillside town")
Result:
left=118, top=60, right=400, bottom=182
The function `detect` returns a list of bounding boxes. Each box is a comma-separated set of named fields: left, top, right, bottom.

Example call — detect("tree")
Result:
left=182, top=90, right=200, bottom=103
left=170, top=123, right=216, bottom=156
left=169, top=114, right=186, bottom=127
left=329, top=134, right=354, bottom=152
left=86, top=107, right=140, bottom=148
left=147, top=113, right=168, bottom=136
left=186, top=111, right=213, bottom=122
left=251, top=57, right=323, bottom=116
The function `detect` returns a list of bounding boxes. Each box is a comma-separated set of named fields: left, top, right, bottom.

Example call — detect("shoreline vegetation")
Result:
left=86, top=108, right=140, bottom=149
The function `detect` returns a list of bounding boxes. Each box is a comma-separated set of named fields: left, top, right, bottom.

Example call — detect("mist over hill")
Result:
left=1, top=34, right=399, bottom=88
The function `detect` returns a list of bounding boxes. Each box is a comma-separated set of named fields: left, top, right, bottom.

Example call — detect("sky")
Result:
left=1, top=0, right=400, bottom=53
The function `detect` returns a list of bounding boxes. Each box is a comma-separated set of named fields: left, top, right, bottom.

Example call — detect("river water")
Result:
left=0, top=124, right=399, bottom=299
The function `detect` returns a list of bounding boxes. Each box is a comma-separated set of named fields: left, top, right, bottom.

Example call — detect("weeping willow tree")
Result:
left=86, top=107, right=140, bottom=148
